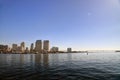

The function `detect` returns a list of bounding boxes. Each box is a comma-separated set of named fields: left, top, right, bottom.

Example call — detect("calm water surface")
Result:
left=0, top=53, right=120, bottom=80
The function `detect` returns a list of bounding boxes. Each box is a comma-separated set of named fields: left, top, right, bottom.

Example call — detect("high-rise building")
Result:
left=43, top=40, right=49, bottom=51
left=67, top=48, right=72, bottom=52
left=21, top=42, right=25, bottom=53
left=30, top=43, right=34, bottom=53
left=25, top=47, right=29, bottom=53
left=17, top=46, right=21, bottom=53
left=12, top=44, right=17, bottom=53
left=0, top=45, right=8, bottom=53
left=35, top=40, right=42, bottom=53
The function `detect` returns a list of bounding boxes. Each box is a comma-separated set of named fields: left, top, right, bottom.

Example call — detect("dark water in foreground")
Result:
left=0, top=53, right=120, bottom=80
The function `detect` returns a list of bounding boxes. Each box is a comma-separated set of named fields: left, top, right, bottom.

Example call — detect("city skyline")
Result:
left=0, top=39, right=73, bottom=53
left=0, top=39, right=118, bottom=52
left=1, top=0, right=120, bottom=50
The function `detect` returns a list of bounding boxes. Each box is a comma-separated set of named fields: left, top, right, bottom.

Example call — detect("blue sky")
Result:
left=0, top=0, right=120, bottom=50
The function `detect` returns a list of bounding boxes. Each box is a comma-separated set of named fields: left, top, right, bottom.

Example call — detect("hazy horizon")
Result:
left=1, top=0, right=120, bottom=51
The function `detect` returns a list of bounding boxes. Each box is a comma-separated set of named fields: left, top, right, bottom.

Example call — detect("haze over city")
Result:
left=1, top=0, right=120, bottom=50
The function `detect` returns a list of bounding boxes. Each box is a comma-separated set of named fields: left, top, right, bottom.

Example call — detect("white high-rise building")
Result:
left=21, top=42, right=25, bottom=53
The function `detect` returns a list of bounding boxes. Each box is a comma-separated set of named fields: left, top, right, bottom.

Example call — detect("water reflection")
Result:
left=30, top=54, right=34, bottom=63
left=0, top=53, right=120, bottom=80
left=43, top=54, right=49, bottom=67
left=67, top=53, right=72, bottom=61
left=35, top=54, right=41, bottom=64
left=20, top=54, right=24, bottom=64
left=50, top=54, right=59, bottom=63
left=34, top=54, right=49, bottom=67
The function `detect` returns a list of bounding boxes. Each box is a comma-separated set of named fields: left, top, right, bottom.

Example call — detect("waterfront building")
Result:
left=30, top=43, right=34, bottom=53
left=25, top=47, right=29, bottom=53
left=21, top=42, right=25, bottom=53
left=43, top=40, right=49, bottom=51
left=7, top=47, right=11, bottom=52
left=67, top=48, right=72, bottom=52
left=16, top=46, right=21, bottom=53
left=51, top=47, right=59, bottom=52
left=0, top=45, right=8, bottom=53
left=35, top=40, right=42, bottom=53
left=12, top=44, right=17, bottom=53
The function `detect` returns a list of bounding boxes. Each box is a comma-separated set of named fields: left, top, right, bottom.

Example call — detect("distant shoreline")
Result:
left=0, top=51, right=118, bottom=54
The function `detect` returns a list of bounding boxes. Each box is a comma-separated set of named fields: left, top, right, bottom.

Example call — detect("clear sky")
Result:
left=0, top=0, right=120, bottom=50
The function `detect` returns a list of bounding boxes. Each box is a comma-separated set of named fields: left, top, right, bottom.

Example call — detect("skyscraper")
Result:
left=67, top=48, right=72, bottom=53
left=30, top=43, right=34, bottom=53
left=21, top=42, right=25, bottom=53
left=12, top=44, right=17, bottom=53
left=35, top=40, right=42, bottom=53
left=25, top=47, right=29, bottom=53
left=43, top=40, right=49, bottom=51
left=17, top=46, right=21, bottom=53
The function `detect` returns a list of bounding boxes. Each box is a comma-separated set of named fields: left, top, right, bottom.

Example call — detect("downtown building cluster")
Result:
left=11, top=40, right=60, bottom=53
left=0, top=40, right=61, bottom=54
